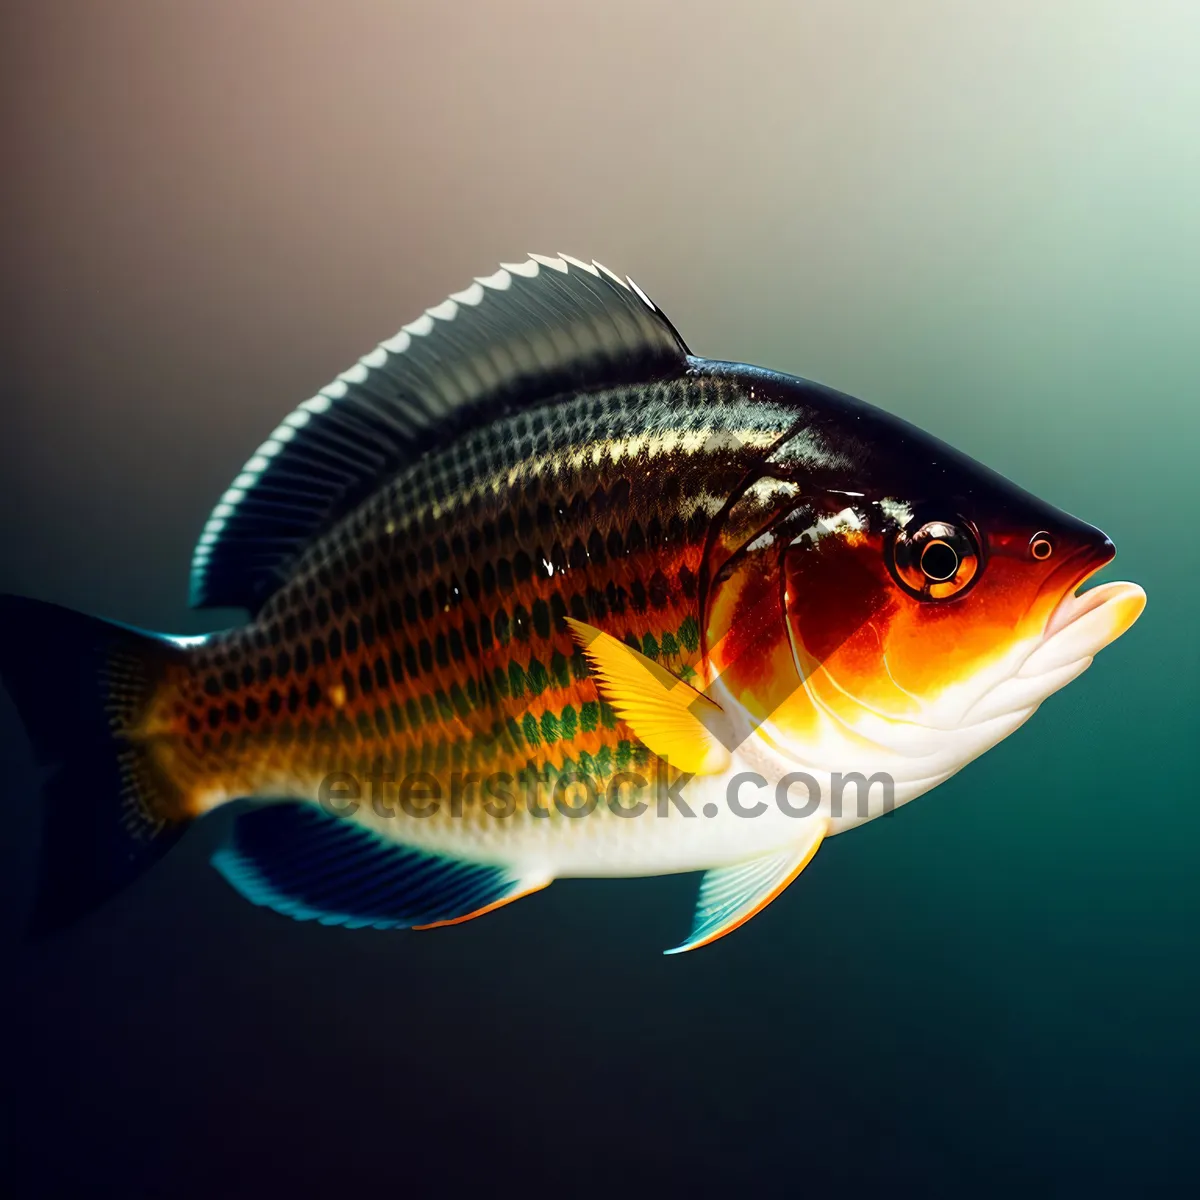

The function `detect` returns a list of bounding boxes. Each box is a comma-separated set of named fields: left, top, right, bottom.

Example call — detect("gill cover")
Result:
left=698, top=447, right=864, bottom=743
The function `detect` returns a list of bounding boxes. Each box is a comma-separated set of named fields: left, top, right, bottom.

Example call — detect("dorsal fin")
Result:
left=190, top=253, right=692, bottom=613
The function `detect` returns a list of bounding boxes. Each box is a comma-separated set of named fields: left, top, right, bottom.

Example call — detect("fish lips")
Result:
left=1019, top=578, right=1147, bottom=679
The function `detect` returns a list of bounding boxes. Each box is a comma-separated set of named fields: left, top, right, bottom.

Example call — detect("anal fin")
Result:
left=412, top=878, right=551, bottom=930
left=665, top=820, right=828, bottom=955
left=212, top=803, right=550, bottom=931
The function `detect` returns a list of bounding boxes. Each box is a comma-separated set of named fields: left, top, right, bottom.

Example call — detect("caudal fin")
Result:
left=0, top=595, right=193, bottom=936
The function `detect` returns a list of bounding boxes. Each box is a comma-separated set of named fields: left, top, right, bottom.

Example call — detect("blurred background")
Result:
left=2, top=1, right=1197, bottom=1194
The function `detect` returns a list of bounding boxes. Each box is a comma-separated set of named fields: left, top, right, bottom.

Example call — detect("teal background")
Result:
left=2, top=2, right=1197, bottom=1194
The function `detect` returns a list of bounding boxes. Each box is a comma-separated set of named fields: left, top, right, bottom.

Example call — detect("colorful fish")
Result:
left=0, top=253, right=1145, bottom=952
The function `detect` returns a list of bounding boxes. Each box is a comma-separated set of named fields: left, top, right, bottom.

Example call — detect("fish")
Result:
left=0, top=252, right=1146, bottom=953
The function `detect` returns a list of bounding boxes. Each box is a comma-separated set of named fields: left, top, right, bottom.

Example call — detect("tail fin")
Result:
left=0, top=595, right=193, bottom=936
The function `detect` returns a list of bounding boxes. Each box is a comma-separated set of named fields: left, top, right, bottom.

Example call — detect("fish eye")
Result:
left=1030, top=532, right=1054, bottom=561
left=889, top=519, right=981, bottom=601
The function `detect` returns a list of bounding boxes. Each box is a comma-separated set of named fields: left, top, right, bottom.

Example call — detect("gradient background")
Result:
left=2, top=2, right=1198, bottom=1194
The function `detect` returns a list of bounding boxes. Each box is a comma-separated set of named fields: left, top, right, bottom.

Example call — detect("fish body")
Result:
left=0, top=254, right=1145, bottom=951
left=161, top=374, right=795, bottom=875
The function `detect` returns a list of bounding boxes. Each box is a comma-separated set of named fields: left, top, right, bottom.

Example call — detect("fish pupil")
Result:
left=920, top=539, right=959, bottom=582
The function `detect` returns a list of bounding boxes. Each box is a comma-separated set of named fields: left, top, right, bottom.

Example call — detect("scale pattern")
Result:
left=151, top=377, right=799, bottom=834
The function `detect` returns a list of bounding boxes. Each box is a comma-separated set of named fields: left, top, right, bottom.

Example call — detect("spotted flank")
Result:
left=0, top=250, right=1145, bottom=953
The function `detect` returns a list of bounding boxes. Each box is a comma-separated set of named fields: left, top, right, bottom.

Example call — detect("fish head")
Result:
left=702, top=386, right=1146, bottom=782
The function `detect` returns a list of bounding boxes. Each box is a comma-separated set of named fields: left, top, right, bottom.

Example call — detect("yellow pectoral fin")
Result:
left=565, top=617, right=731, bottom=775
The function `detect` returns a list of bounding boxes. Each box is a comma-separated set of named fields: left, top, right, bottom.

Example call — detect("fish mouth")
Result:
left=952, top=562, right=1144, bottom=732
left=1018, top=576, right=1147, bottom=679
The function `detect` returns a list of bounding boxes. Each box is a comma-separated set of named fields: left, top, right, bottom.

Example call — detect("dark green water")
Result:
left=2, top=4, right=1197, bottom=1195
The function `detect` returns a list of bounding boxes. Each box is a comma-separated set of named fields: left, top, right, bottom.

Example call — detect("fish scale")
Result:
left=161, top=381, right=790, bottom=832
